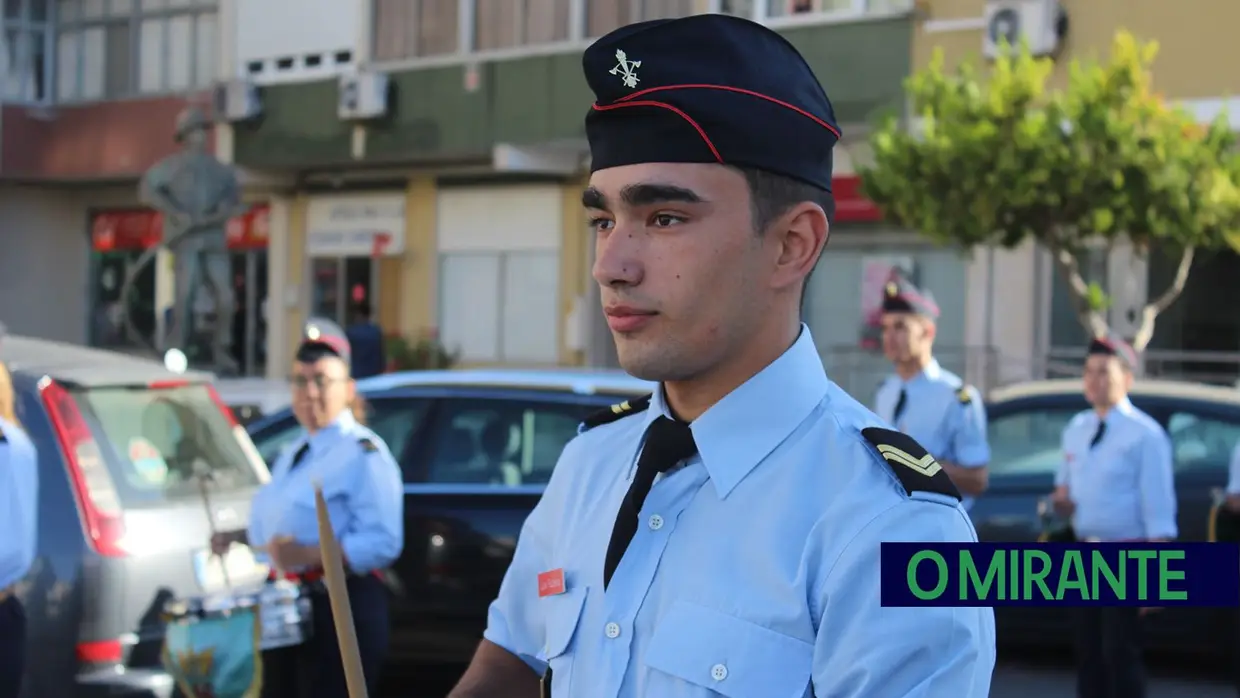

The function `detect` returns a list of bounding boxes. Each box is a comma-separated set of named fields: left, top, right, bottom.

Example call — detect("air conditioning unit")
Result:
left=338, top=71, right=391, bottom=121
left=982, top=0, right=1067, bottom=59
left=213, top=79, right=262, bottom=122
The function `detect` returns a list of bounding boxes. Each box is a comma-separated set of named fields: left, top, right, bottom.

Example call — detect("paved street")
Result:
left=385, top=654, right=1235, bottom=697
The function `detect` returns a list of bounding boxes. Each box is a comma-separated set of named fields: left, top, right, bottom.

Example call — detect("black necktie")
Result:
left=892, top=388, right=908, bottom=424
left=602, top=417, right=698, bottom=589
left=1089, top=421, right=1107, bottom=449
left=288, top=443, right=311, bottom=472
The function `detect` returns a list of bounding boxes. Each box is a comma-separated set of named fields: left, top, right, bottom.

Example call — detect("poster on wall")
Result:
left=858, top=255, right=918, bottom=351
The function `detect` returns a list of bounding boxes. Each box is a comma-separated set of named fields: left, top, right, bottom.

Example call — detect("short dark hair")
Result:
left=735, top=166, right=834, bottom=307
left=736, top=166, right=835, bottom=235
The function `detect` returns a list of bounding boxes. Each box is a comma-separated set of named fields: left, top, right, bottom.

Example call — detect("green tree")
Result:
left=859, top=30, right=1240, bottom=351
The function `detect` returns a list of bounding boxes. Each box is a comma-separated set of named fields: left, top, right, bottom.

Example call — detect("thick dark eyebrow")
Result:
left=581, top=182, right=708, bottom=211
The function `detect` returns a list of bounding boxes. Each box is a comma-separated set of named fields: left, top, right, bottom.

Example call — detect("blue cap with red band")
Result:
left=582, top=14, right=840, bottom=192
left=1087, top=334, right=1138, bottom=369
left=881, top=274, right=940, bottom=320
left=297, top=316, right=351, bottom=366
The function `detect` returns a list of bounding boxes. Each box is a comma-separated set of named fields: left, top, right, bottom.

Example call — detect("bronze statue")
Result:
left=139, top=106, right=249, bottom=375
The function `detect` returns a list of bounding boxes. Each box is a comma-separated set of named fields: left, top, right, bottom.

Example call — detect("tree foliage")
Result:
left=859, top=30, right=1240, bottom=350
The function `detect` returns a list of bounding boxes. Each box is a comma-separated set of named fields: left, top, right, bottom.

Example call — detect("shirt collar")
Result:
left=902, top=358, right=942, bottom=385
left=305, top=408, right=357, bottom=454
left=645, top=324, right=830, bottom=499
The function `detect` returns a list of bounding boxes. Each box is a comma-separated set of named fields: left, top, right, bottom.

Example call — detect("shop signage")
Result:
left=305, top=194, right=406, bottom=257
left=832, top=176, right=883, bottom=224
left=92, top=205, right=272, bottom=252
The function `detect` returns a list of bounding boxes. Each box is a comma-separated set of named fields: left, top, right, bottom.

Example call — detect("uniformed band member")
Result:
left=1049, top=335, right=1176, bottom=698
left=875, top=274, right=991, bottom=509
left=210, top=318, right=404, bottom=698
left=0, top=359, right=38, bottom=698
left=449, top=14, right=995, bottom=698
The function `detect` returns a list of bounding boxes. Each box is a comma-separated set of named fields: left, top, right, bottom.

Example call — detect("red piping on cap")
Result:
left=613, top=83, right=842, bottom=139
left=591, top=99, right=723, bottom=163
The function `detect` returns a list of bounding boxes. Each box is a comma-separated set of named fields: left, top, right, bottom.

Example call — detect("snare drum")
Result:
left=164, top=580, right=314, bottom=652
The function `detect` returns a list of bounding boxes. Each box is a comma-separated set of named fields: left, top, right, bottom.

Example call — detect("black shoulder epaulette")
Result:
left=956, top=386, right=973, bottom=405
left=861, top=427, right=961, bottom=500
left=580, top=394, right=652, bottom=432
left=358, top=437, right=379, bottom=453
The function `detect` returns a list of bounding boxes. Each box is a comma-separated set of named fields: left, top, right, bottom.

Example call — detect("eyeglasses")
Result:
left=287, top=375, right=347, bottom=391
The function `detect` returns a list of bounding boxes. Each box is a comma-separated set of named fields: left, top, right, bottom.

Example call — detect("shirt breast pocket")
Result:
left=543, top=585, right=589, bottom=696
left=644, top=601, right=813, bottom=698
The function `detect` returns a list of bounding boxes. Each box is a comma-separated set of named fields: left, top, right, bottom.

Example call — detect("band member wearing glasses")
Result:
left=211, top=317, right=403, bottom=698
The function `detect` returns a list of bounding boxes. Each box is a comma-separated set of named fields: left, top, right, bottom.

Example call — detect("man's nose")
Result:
left=592, top=229, right=644, bottom=287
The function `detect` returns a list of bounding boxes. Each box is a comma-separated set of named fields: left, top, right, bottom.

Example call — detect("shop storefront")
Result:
left=89, top=204, right=272, bottom=375
left=304, top=193, right=406, bottom=327
left=435, top=184, right=562, bottom=366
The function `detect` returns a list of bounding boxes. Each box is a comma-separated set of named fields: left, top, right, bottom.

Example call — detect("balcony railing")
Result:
left=371, top=0, right=913, bottom=68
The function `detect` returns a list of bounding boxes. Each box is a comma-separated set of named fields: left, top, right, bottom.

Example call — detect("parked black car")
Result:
left=3, top=335, right=272, bottom=698
left=974, top=378, right=1238, bottom=660
left=244, top=368, right=654, bottom=666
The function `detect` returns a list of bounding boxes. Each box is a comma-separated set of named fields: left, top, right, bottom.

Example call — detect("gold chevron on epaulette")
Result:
left=861, top=426, right=961, bottom=500
left=580, top=394, right=653, bottom=432
left=956, top=386, right=973, bottom=405
left=875, top=443, right=942, bottom=477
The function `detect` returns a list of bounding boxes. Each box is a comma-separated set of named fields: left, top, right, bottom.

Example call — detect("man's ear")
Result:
left=770, top=202, right=829, bottom=292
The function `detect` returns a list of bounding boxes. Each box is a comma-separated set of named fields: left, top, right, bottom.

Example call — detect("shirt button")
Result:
left=648, top=514, right=664, bottom=530
left=711, top=663, right=728, bottom=681
left=605, top=622, right=621, bottom=639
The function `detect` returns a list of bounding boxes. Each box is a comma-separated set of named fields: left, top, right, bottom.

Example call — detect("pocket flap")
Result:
left=645, top=601, right=813, bottom=698
left=543, top=585, right=589, bottom=660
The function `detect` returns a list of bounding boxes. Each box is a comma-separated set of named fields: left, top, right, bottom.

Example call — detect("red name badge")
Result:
left=537, top=568, right=566, bottom=597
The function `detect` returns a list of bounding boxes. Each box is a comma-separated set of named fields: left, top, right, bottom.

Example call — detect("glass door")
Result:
left=310, top=256, right=377, bottom=326
left=91, top=250, right=155, bottom=350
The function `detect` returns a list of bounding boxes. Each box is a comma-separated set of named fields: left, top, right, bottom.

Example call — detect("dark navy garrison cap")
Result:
left=1087, top=334, right=1137, bottom=369
left=881, top=274, right=940, bottom=319
left=297, top=316, right=351, bottom=365
left=582, top=14, right=841, bottom=192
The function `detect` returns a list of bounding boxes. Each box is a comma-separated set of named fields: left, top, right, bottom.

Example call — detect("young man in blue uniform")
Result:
left=449, top=14, right=995, bottom=698
left=874, top=275, right=990, bottom=509
left=0, top=360, right=38, bottom=698
left=1049, top=335, right=1176, bottom=698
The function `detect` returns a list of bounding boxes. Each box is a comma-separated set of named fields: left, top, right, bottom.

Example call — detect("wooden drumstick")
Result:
left=313, top=481, right=369, bottom=698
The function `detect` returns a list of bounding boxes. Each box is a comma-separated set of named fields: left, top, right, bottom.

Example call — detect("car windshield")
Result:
left=71, top=384, right=262, bottom=505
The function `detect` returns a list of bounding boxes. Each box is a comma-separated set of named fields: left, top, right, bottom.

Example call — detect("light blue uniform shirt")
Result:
left=485, top=326, right=995, bottom=698
left=1055, top=398, right=1177, bottom=541
left=0, top=416, right=39, bottom=590
left=874, top=359, right=990, bottom=509
left=1227, top=442, right=1240, bottom=496
left=247, top=410, right=404, bottom=573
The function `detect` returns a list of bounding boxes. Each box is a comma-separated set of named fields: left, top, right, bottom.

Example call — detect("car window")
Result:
left=247, top=397, right=433, bottom=482
left=421, top=398, right=597, bottom=486
left=987, top=406, right=1081, bottom=476
left=72, top=384, right=261, bottom=503
left=251, top=416, right=301, bottom=466
left=1165, top=411, right=1240, bottom=473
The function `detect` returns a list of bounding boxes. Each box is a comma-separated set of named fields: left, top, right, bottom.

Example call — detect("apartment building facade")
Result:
left=0, top=0, right=283, bottom=376
left=916, top=0, right=1240, bottom=385
left=217, top=0, right=917, bottom=379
